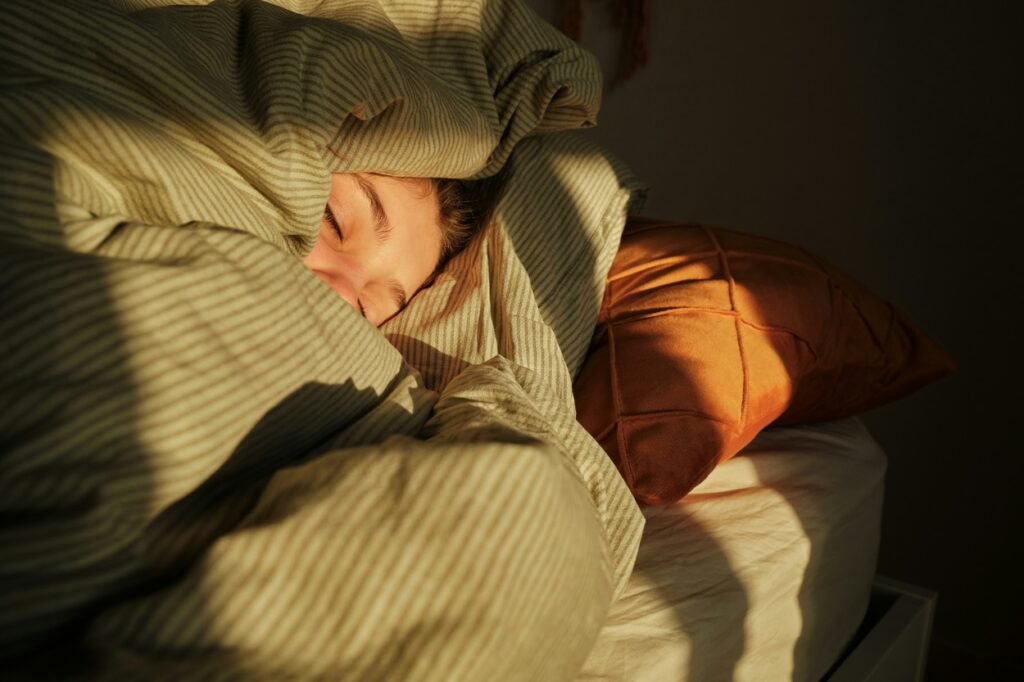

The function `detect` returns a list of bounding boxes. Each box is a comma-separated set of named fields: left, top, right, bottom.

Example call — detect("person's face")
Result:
left=303, top=173, right=443, bottom=326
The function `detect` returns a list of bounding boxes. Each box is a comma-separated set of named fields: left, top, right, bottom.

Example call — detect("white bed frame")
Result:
left=825, top=576, right=937, bottom=682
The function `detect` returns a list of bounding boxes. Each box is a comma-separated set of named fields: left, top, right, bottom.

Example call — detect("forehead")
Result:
left=364, top=174, right=443, bottom=291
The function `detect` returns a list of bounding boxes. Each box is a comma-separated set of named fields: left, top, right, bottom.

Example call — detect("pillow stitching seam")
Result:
left=809, top=250, right=889, bottom=357
left=704, top=225, right=749, bottom=435
left=607, top=304, right=637, bottom=489
left=607, top=307, right=819, bottom=358
left=615, top=410, right=734, bottom=426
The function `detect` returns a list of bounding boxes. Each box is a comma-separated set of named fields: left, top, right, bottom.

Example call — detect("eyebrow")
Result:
left=355, top=175, right=391, bottom=243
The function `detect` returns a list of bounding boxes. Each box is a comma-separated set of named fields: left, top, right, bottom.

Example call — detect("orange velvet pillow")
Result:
left=573, top=217, right=955, bottom=505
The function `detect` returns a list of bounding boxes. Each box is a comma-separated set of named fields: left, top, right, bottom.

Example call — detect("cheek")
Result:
left=302, top=238, right=323, bottom=269
left=303, top=230, right=340, bottom=270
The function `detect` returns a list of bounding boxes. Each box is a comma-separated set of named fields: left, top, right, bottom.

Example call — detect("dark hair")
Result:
left=431, top=176, right=503, bottom=271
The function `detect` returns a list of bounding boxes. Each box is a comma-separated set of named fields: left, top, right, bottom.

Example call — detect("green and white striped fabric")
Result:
left=0, top=0, right=644, bottom=679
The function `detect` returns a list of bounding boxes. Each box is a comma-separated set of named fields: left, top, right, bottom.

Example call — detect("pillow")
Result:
left=573, top=217, right=955, bottom=505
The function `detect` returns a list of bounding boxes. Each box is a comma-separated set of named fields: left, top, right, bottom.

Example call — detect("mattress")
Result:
left=578, top=417, right=886, bottom=682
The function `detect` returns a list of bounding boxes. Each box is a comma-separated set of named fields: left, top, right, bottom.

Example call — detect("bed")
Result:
left=579, top=417, right=886, bottom=681
left=0, top=1, right=946, bottom=680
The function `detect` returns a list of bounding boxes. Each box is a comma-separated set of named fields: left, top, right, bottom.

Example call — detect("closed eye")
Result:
left=324, top=206, right=343, bottom=240
left=386, top=278, right=408, bottom=311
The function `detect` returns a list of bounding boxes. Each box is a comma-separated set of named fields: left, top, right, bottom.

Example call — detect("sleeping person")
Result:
left=303, top=173, right=485, bottom=326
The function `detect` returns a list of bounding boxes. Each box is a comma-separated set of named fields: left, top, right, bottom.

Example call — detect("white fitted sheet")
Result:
left=579, top=418, right=886, bottom=681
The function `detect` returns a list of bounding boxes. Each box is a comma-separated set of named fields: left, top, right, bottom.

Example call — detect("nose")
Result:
left=307, top=257, right=368, bottom=314
left=303, top=236, right=370, bottom=315
left=315, top=269, right=361, bottom=311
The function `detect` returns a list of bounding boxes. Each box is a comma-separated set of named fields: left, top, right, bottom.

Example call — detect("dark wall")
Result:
left=528, top=0, right=1021, bottom=672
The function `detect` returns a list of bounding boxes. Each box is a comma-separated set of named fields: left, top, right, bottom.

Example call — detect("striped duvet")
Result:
left=0, top=0, right=644, bottom=679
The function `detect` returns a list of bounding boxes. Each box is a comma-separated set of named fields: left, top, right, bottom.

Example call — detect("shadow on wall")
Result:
left=554, top=0, right=1021, bottom=669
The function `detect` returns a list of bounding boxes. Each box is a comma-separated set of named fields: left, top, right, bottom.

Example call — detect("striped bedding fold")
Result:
left=0, top=0, right=643, bottom=679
